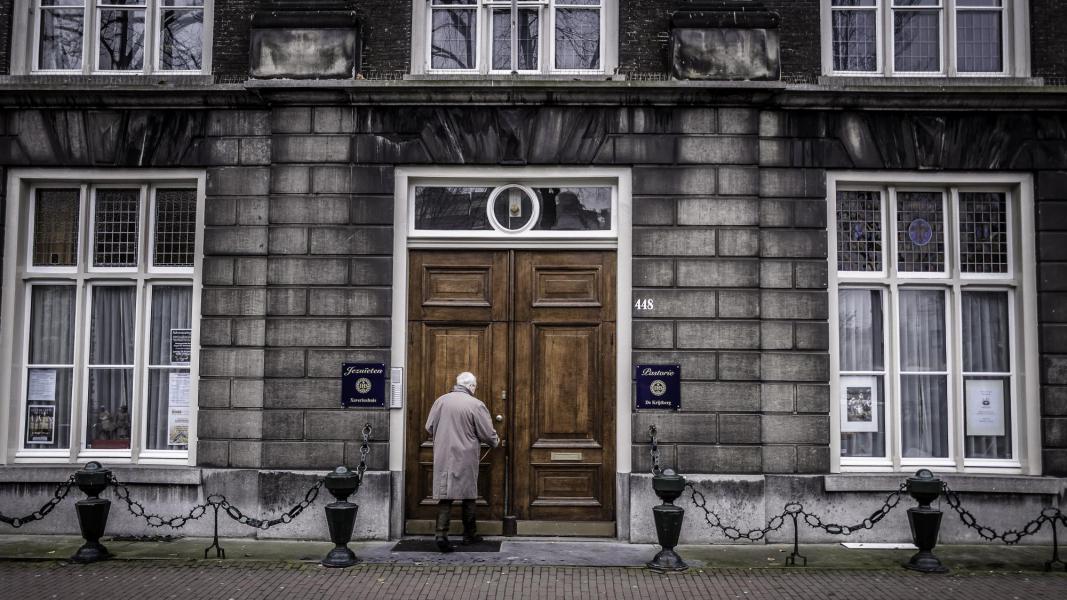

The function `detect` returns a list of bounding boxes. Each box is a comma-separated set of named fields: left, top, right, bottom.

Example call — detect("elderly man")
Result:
left=425, top=371, right=500, bottom=552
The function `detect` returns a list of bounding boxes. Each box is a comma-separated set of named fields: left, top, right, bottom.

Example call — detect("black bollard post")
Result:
left=321, top=466, right=363, bottom=568
left=902, top=469, right=948, bottom=574
left=71, top=461, right=113, bottom=564
left=647, top=468, right=688, bottom=572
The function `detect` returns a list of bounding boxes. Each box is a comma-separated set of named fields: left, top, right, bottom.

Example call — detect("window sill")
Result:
left=0, top=465, right=201, bottom=486
left=824, top=473, right=1064, bottom=496
left=0, top=74, right=216, bottom=88
left=818, top=75, right=1045, bottom=88
left=405, top=73, right=624, bottom=82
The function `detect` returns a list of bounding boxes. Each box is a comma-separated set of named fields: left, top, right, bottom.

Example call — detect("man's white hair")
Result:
left=456, top=372, right=477, bottom=391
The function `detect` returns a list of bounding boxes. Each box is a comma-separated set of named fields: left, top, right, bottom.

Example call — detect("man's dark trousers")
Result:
left=436, top=499, right=479, bottom=547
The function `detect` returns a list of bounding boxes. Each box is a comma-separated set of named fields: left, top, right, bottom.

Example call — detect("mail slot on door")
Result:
left=550, top=452, right=583, bottom=461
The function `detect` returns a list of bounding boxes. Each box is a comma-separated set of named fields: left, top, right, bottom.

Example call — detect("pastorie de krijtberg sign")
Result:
left=341, top=363, right=386, bottom=408
left=634, top=364, right=681, bottom=410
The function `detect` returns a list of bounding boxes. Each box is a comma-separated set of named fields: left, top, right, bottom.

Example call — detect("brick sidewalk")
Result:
left=3, top=561, right=1065, bottom=600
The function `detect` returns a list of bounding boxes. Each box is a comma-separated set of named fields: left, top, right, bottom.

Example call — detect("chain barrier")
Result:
left=942, top=482, right=1055, bottom=544
left=0, top=475, right=76, bottom=529
left=0, top=423, right=377, bottom=559
left=685, top=481, right=907, bottom=566
left=943, top=482, right=1066, bottom=571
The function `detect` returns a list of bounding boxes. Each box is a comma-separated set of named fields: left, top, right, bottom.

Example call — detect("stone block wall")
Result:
left=607, top=105, right=831, bottom=475
left=1037, top=171, right=1067, bottom=474
left=196, top=106, right=392, bottom=470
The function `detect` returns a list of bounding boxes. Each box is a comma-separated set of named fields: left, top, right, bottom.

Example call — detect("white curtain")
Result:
left=86, top=286, right=136, bottom=449
left=899, top=290, right=949, bottom=458
left=839, top=289, right=885, bottom=457
left=27, top=286, right=76, bottom=449
left=146, top=286, right=192, bottom=450
left=962, top=292, right=1011, bottom=459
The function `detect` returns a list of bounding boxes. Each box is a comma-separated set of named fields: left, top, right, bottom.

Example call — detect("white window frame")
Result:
left=407, top=176, right=619, bottom=242
left=827, top=172, right=1039, bottom=476
left=820, top=0, right=1030, bottom=77
left=0, top=169, right=205, bottom=466
left=14, top=0, right=213, bottom=76
left=411, top=0, right=618, bottom=76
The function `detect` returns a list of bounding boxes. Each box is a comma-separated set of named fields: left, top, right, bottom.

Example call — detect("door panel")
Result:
left=409, top=251, right=508, bottom=322
left=513, top=251, right=616, bottom=523
left=406, top=250, right=509, bottom=525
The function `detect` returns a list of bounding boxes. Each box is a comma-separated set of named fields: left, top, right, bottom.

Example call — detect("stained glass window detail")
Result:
left=836, top=191, right=883, bottom=272
left=959, top=192, right=1007, bottom=274
left=896, top=191, right=944, bottom=273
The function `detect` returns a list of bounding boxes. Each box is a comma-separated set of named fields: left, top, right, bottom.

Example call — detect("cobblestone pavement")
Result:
left=2, top=561, right=1065, bottom=600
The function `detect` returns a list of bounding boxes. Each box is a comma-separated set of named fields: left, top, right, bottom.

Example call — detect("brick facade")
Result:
left=619, top=1, right=821, bottom=80
left=1031, top=0, right=1067, bottom=81
left=0, top=1, right=11, bottom=76
left=213, top=0, right=411, bottom=80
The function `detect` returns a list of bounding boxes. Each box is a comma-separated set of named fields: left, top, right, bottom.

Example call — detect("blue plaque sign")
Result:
left=635, top=364, right=681, bottom=410
left=341, top=363, right=386, bottom=408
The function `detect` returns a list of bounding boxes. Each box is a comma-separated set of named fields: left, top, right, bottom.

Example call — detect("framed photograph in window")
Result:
left=840, top=375, right=879, bottom=433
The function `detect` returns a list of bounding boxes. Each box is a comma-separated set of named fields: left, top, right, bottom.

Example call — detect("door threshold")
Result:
left=516, top=521, right=615, bottom=537
left=405, top=520, right=615, bottom=537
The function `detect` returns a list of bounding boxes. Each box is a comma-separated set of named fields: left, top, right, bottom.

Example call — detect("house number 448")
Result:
left=634, top=298, right=655, bottom=311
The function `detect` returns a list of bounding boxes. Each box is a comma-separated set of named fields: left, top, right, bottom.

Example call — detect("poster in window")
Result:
left=965, top=379, right=1005, bottom=437
left=167, top=372, right=191, bottom=446
left=840, top=376, right=879, bottom=433
left=27, top=405, right=55, bottom=445
left=170, top=329, right=192, bottom=366
left=27, top=369, right=57, bottom=402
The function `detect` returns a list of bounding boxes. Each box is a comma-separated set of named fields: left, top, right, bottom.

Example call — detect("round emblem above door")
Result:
left=487, top=184, right=540, bottom=233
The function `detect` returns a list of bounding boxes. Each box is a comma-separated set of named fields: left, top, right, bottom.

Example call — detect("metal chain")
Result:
left=111, top=474, right=324, bottom=531
left=943, top=482, right=1059, bottom=544
left=684, top=481, right=906, bottom=541
left=0, top=475, right=75, bottom=528
left=648, top=425, right=661, bottom=476
left=356, top=423, right=372, bottom=483
left=795, top=483, right=906, bottom=535
left=110, top=475, right=213, bottom=529
left=214, top=479, right=324, bottom=530
left=686, top=482, right=786, bottom=541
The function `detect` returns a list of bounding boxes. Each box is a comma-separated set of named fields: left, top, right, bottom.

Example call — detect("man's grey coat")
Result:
left=425, top=385, right=501, bottom=500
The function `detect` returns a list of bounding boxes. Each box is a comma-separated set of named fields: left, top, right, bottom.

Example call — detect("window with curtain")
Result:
left=34, top=0, right=205, bottom=73
left=827, top=0, right=1014, bottom=76
left=427, top=0, right=603, bottom=73
left=16, top=181, right=198, bottom=462
left=833, top=184, right=1021, bottom=470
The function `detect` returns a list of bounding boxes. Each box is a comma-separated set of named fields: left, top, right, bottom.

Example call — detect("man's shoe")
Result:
left=461, top=534, right=484, bottom=545
left=435, top=536, right=455, bottom=553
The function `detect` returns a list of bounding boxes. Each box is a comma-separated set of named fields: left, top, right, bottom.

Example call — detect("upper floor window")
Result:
left=824, top=0, right=1028, bottom=77
left=33, top=0, right=206, bottom=74
left=416, top=0, right=616, bottom=75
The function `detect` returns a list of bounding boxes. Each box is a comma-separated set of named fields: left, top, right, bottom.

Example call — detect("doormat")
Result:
left=391, top=538, right=502, bottom=553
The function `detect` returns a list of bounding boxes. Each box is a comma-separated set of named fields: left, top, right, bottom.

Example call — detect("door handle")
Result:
left=495, top=415, right=504, bottom=422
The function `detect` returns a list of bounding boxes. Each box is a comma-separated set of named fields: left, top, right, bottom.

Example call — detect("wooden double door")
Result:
left=405, top=250, right=616, bottom=536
